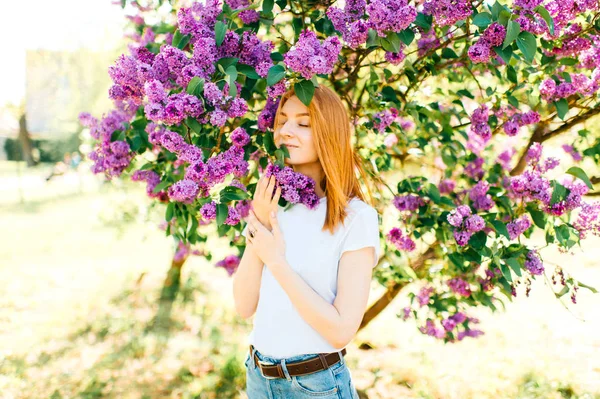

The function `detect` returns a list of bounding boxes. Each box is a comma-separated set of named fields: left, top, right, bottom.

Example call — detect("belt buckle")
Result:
left=257, top=359, right=281, bottom=380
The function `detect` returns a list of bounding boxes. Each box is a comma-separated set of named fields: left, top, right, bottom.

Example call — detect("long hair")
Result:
left=273, top=85, right=374, bottom=234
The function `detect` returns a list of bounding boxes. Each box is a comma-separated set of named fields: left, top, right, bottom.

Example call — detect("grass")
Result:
left=0, top=161, right=599, bottom=398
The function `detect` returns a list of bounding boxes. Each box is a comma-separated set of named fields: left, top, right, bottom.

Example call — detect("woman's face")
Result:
left=274, top=95, right=319, bottom=166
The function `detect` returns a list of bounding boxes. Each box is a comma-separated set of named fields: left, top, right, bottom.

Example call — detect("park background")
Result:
left=0, top=0, right=599, bottom=398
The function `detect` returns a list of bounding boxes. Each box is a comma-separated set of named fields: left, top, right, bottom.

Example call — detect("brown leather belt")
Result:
left=249, top=344, right=347, bottom=379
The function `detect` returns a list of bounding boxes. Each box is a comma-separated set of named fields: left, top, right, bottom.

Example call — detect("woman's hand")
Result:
left=251, top=175, right=282, bottom=231
left=245, top=209, right=286, bottom=270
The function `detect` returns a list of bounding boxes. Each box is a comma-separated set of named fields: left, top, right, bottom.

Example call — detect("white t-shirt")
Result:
left=241, top=196, right=381, bottom=359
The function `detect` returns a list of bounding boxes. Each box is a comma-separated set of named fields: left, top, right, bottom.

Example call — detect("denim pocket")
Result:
left=291, top=367, right=338, bottom=397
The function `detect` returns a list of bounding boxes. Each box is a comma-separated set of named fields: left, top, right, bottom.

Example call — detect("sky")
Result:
left=0, top=0, right=126, bottom=107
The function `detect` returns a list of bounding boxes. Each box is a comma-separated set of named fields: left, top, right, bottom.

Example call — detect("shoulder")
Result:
left=344, top=197, right=379, bottom=225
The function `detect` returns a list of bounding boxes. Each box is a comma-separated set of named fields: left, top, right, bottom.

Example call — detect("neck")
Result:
left=293, top=162, right=326, bottom=198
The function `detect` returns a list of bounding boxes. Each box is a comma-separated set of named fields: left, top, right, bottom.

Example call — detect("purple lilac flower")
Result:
left=457, top=328, right=484, bottom=340
left=441, top=312, right=467, bottom=331
left=465, top=156, right=485, bottom=179
left=225, top=205, right=241, bottom=225
left=239, top=31, right=274, bottom=78
left=507, top=215, right=532, bottom=240
left=573, top=201, right=600, bottom=239
left=469, top=180, right=495, bottom=211
left=235, top=199, right=253, bottom=219
left=419, top=319, right=446, bottom=339
left=438, top=179, right=456, bottom=194
left=239, top=9, right=260, bottom=24
left=372, top=108, right=399, bottom=133
left=482, top=22, right=506, bottom=47
left=464, top=215, right=485, bottom=232
left=215, top=255, right=240, bottom=276
left=168, top=179, right=200, bottom=204
left=468, top=40, right=492, bottom=63
left=422, top=0, right=472, bottom=27
left=387, top=227, right=416, bottom=251
left=131, top=170, right=166, bottom=200
left=367, top=0, right=417, bottom=36
left=264, top=162, right=320, bottom=209
left=524, top=250, right=544, bottom=275
left=230, top=127, right=251, bottom=147
left=200, top=201, right=217, bottom=221
left=393, top=194, right=426, bottom=212
left=284, top=30, right=342, bottom=80
left=416, top=286, right=434, bottom=307
left=453, top=230, right=473, bottom=246
left=258, top=97, right=281, bottom=131
left=562, top=144, right=583, bottom=162
left=448, top=277, right=472, bottom=297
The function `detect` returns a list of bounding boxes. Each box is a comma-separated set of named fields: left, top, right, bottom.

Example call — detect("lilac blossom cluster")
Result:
left=78, top=107, right=136, bottom=177
left=225, top=0, right=260, bottom=24
left=387, top=227, right=416, bottom=251
left=131, top=169, right=168, bottom=202
left=447, top=277, right=472, bottom=297
left=326, top=0, right=416, bottom=50
left=468, top=104, right=491, bottom=143
left=372, top=107, right=399, bottom=133
left=469, top=180, right=495, bottom=211
left=524, top=250, right=544, bottom=275
left=257, top=97, right=281, bottom=132
left=199, top=198, right=251, bottom=225
left=447, top=205, right=486, bottom=246
left=573, top=201, right=600, bottom=239
left=422, top=0, right=472, bottom=27
left=416, top=286, right=435, bottom=307
left=173, top=241, right=204, bottom=262
left=468, top=23, right=507, bottom=64
left=561, top=144, right=582, bottom=162
left=283, top=30, right=342, bottom=80
left=215, top=254, right=241, bottom=276
left=502, top=110, right=541, bottom=137
left=507, top=215, right=532, bottom=240
left=419, top=315, right=483, bottom=341
left=393, top=194, right=426, bottom=212
left=263, top=163, right=320, bottom=209
left=539, top=71, right=600, bottom=103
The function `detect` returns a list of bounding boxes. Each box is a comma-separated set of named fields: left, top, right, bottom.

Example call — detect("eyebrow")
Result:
left=280, top=112, right=310, bottom=117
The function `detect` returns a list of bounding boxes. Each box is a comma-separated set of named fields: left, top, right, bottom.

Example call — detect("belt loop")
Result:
left=338, top=350, right=345, bottom=366
left=249, top=344, right=257, bottom=370
left=279, top=359, right=292, bottom=381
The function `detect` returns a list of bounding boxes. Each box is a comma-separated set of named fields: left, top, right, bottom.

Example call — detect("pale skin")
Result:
left=232, top=95, right=375, bottom=350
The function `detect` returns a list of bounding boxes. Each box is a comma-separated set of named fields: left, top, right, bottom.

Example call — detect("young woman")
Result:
left=232, top=85, right=380, bottom=398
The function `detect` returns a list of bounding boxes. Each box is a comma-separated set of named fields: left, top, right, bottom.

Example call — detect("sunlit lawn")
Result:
left=1, top=161, right=599, bottom=399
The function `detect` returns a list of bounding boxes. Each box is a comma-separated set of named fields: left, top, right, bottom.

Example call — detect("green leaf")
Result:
left=491, top=220, right=510, bottom=239
left=215, top=21, right=227, bottom=47
left=153, top=180, right=170, bottom=194
left=185, top=117, right=202, bottom=134
left=441, top=48, right=458, bottom=59
left=216, top=203, right=229, bottom=226
left=507, top=65, right=517, bottom=84
left=398, top=28, right=415, bottom=46
left=120, top=0, right=126, bottom=8
left=505, top=257, right=522, bottom=277
left=414, top=12, right=432, bottom=30
left=553, top=98, right=569, bottom=120
left=426, top=183, right=441, bottom=203
left=469, top=231, right=487, bottom=250
left=165, top=202, right=175, bottom=221
left=527, top=206, right=547, bottom=229
left=220, top=186, right=250, bottom=202
left=294, top=80, right=315, bottom=106
left=266, top=64, right=286, bottom=86
left=550, top=182, right=568, bottom=205
left=172, top=30, right=190, bottom=50
left=237, top=64, right=260, bottom=79
left=366, top=29, right=379, bottom=48
left=472, top=12, right=492, bottom=28
left=493, top=44, right=513, bottom=64
left=380, top=31, right=401, bottom=53
left=499, top=262, right=513, bottom=283
left=186, top=76, right=205, bottom=97
left=502, top=21, right=520, bottom=49
left=565, top=166, right=594, bottom=189
left=263, top=0, right=274, bottom=13
left=555, top=285, right=569, bottom=298
left=516, top=32, right=537, bottom=63
left=534, top=5, right=554, bottom=35
left=448, top=253, right=465, bottom=269
left=577, top=280, right=598, bottom=294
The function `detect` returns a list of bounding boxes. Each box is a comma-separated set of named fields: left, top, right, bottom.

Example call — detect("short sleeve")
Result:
left=339, top=207, right=381, bottom=268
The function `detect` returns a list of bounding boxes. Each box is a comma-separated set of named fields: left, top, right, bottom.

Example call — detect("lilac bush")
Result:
left=80, top=0, right=600, bottom=342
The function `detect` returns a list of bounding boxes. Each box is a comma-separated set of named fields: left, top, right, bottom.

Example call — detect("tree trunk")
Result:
left=358, top=244, right=438, bottom=332
left=18, top=114, right=36, bottom=167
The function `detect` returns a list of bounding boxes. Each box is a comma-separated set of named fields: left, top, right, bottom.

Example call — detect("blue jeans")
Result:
left=244, top=346, right=359, bottom=398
